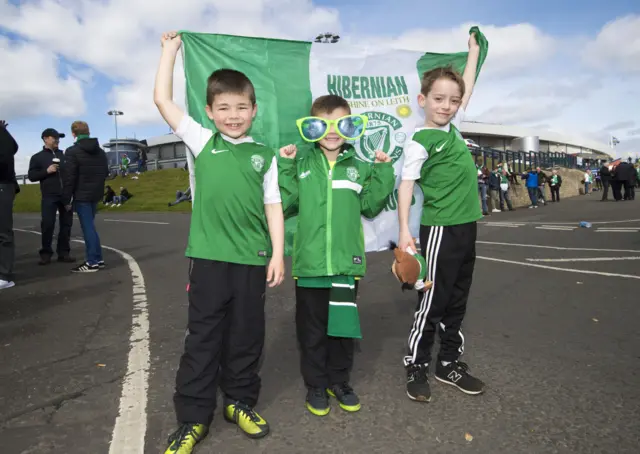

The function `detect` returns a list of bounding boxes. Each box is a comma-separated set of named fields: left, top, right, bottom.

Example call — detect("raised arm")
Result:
left=153, top=31, right=186, bottom=132
left=360, top=151, right=395, bottom=219
left=277, top=144, right=300, bottom=218
left=461, top=32, right=481, bottom=111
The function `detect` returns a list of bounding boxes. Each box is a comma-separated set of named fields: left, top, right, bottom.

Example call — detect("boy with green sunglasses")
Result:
left=278, top=94, right=395, bottom=416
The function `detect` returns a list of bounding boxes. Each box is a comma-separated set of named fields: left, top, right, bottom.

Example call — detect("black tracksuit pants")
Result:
left=40, top=195, right=72, bottom=258
left=295, top=283, right=357, bottom=389
left=404, top=222, right=476, bottom=367
left=173, top=259, right=266, bottom=425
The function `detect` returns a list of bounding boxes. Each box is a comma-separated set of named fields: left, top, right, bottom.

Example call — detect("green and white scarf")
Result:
left=297, top=275, right=361, bottom=339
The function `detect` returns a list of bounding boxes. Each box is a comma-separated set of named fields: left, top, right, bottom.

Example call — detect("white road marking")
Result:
left=14, top=228, right=150, bottom=454
left=596, top=229, right=638, bottom=233
left=526, top=256, right=640, bottom=263
left=103, top=219, right=169, bottom=225
left=478, top=218, right=640, bottom=226
left=485, top=223, right=521, bottom=228
left=535, top=226, right=576, bottom=231
left=477, top=256, right=640, bottom=280
left=477, top=241, right=640, bottom=254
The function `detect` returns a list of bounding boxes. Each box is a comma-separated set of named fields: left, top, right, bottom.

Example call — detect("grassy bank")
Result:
left=14, top=168, right=192, bottom=213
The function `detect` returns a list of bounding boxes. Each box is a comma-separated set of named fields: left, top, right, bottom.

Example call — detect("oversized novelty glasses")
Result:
left=296, top=114, right=369, bottom=142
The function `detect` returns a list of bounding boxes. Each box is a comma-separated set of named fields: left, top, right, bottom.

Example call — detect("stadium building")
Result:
left=141, top=120, right=613, bottom=168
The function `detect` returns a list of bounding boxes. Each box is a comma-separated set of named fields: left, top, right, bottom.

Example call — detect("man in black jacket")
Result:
left=0, top=120, right=18, bottom=289
left=62, top=121, right=109, bottom=273
left=599, top=162, right=612, bottom=201
left=28, top=128, right=75, bottom=265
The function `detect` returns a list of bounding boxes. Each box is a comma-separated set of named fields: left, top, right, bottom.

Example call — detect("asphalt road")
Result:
left=1, top=194, right=639, bottom=453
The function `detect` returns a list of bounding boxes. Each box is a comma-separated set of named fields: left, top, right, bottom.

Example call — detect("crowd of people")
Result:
left=597, top=160, right=638, bottom=201
left=0, top=120, right=110, bottom=290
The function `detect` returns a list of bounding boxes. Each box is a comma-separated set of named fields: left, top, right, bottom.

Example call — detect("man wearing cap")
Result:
left=27, top=128, right=75, bottom=265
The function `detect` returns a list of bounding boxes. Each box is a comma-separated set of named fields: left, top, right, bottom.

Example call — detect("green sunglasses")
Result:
left=296, top=114, right=369, bottom=143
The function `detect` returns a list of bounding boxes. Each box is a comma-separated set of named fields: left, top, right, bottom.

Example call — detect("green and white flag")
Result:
left=179, top=28, right=488, bottom=255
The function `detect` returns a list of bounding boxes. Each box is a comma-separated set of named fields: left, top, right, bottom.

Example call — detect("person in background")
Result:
left=120, top=153, right=130, bottom=177
left=583, top=169, right=592, bottom=195
left=522, top=168, right=539, bottom=208
left=137, top=147, right=148, bottom=174
left=28, top=128, right=74, bottom=265
left=103, top=185, right=116, bottom=205
left=477, top=160, right=489, bottom=215
left=616, top=161, right=635, bottom=201
left=169, top=187, right=191, bottom=207
left=62, top=121, right=109, bottom=272
left=0, top=120, right=18, bottom=290
left=599, top=162, right=611, bottom=201
left=548, top=168, right=562, bottom=202
left=488, top=166, right=502, bottom=213
left=499, top=168, right=514, bottom=211
left=111, top=187, right=132, bottom=206
left=536, top=167, right=547, bottom=205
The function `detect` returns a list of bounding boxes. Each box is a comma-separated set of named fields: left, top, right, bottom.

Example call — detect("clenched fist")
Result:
left=374, top=150, right=391, bottom=163
left=279, top=144, right=297, bottom=159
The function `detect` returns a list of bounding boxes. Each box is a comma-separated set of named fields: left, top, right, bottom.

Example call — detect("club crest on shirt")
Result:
left=346, top=166, right=359, bottom=182
left=251, top=154, right=265, bottom=172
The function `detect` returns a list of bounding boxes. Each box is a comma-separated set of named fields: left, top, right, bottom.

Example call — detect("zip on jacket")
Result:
left=278, top=144, right=395, bottom=278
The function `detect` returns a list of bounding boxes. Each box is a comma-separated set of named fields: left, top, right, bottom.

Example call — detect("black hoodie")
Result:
left=62, top=138, right=109, bottom=204
left=0, top=125, right=18, bottom=184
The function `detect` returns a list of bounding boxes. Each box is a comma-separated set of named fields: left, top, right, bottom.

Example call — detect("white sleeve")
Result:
left=263, top=156, right=282, bottom=204
left=452, top=107, right=466, bottom=130
left=174, top=114, right=213, bottom=158
left=401, top=139, right=429, bottom=181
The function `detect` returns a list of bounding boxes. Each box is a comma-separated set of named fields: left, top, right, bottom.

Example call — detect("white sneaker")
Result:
left=0, top=279, right=15, bottom=290
left=492, top=208, right=501, bottom=213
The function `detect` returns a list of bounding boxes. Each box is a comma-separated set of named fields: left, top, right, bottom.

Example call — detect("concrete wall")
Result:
left=484, top=167, right=587, bottom=211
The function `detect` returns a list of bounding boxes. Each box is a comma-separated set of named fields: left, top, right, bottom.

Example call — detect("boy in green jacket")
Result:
left=278, top=95, right=395, bottom=416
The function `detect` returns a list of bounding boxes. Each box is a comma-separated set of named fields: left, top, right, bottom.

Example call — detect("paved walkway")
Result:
left=2, top=196, right=639, bottom=453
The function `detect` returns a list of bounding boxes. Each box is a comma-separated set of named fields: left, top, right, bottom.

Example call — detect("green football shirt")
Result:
left=401, top=109, right=482, bottom=226
left=175, top=114, right=281, bottom=265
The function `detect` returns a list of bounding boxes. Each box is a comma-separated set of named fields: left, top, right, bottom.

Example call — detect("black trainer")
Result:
left=435, top=361, right=485, bottom=395
left=406, top=364, right=430, bottom=402
left=306, top=387, right=330, bottom=416
left=71, top=262, right=100, bottom=273
left=328, top=382, right=361, bottom=412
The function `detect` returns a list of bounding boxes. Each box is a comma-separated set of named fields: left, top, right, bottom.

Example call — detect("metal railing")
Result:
left=470, top=148, right=580, bottom=173
left=15, top=158, right=187, bottom=184
left=15, top=149, right=592, bottom=184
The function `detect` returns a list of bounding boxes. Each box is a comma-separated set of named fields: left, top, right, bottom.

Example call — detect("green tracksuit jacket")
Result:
left=278, top=144, right=395, bottom=277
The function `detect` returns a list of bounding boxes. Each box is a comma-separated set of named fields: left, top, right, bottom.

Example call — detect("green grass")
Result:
left=14, top=168, right=192, bottom=213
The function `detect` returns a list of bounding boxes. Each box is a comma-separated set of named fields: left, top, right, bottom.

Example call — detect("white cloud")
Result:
left=0, top=0, right=341, bottom=126
left=601, top=120, right=636, bottom=131
left=582, top=14, right=640, bottom=73
left=0, top=36, right=85, bottom=119
left=388, top=23, right=556, bottom=76
left=0, top=0, right=638, bottom=163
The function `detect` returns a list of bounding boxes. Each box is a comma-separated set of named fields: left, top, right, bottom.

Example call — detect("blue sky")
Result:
left=318, top=0, right=637, bottom=35
left=1, top=0, right=639, bottom=174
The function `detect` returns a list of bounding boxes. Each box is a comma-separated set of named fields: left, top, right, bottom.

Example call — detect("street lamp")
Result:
left=315, top=32, right=340, bottom=43
left=107, top=110, right=124, bottom=158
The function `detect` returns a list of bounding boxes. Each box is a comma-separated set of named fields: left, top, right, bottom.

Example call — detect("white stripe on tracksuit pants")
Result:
left=403, top=222, right=477, bottom=367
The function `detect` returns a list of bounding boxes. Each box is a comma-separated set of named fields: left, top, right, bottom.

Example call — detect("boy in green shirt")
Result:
left=278, top=95, right=395, bottom=416
left=397, top=32, right=485, bottom=403
left=154, top=31, right=285, bottom=453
